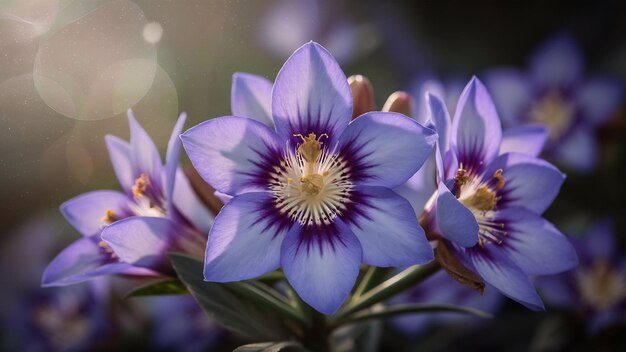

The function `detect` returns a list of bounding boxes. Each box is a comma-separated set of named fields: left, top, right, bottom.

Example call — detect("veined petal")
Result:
left=281, top=219, right=361, bottom=314
left=42, top=236, right=157, bottom=286
left=172, top=169, right=214, bottom=234
left=552, top=128, right=597, bottom=173
left=231, top=73, right=274, bottom=127
left=105, top=135, right=133, bottom=194
left=128, top=110, right=163, bottom=188
left=272, top=42, right=352, bottom=145
left=427, top=93, right=451, bottom=153
left=483, top=68, right=532, bottom=127
left=61, top=190, right=130, bottom=236
left=203, top=192, right=290, bottom=282
left=345, top=186, right=433, bottom=267
left=101, top=217, right=175, bottom=274
left=337, top=111, right=437, bottom=188
left=485, top=153, right=565, bottom=214
left=466, top=246, right=544, bottom=311
left=495, top=207, right=578, bottom=275
left=499, top=125, right=549, bottom=157
left=529, top=34, right=583, bottom=90
left=451, top=77, right=502, bottom=172
left=163, top=112, right=187, bottom=206
left=435, top=183, right=479, bottom=247
left=180, top=116, right=284, bottom=195
left=576, top=77, right=622, bottom=126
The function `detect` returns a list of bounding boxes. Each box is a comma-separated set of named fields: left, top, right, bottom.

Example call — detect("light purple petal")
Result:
left=496, top=207, right=578, bottom=275
left=393, top=155, right=437, bottom=217
left=281, top=219, right=361, bottom=314
left=105, top=135, right=133, bottom=194
left=337, top=111, right=437, bottom=188
left=529, top=34, right=583, bottom=90
left=172, top=169, right=214, bottom=234
left=163, top=112, right=187, bottom=206
left=485, top=153, right=565, bottom=214
left=345, top=186, right=433, bottom=267
left=128, top=110, right=163, bottom=188
left=427, top=93, right=451, bottom=152
left=576, top=77, right=622, bottom=126
left=451, top=77, right=502, bottom=171
left=42, top=236, right=157, bottom=286
left=535, top=273, right=578, bottom=308
left=272, top=42, right=352, bottom=145
left=214, top=191, right=233, bottom=204
left=203, top=192, right=289, bottom=282
left=435, top=183, right=479, bottom=247
left=61, top=190, right=130, bottom=236
left=231, top=73, right=274, bottom=127
left=413, top=78, right=446, bottom=125
left=467, top=246, right=544, bottom=311
left=101, top=217, right=174, bottom=273
left=552, top=128, right=597, bottom=173
left=483, top=68, right=532, bottom=127
left=499, top=125, right=549, bottom=157
left=180, top=116, right=284, bottom=195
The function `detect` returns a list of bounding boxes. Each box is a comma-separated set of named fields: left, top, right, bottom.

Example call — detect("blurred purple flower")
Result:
left=537, top=221, right=626, bottom=332
left=401, top=77, right=577, bottom=310
left=43, top=111, right=213, bottom=286
left=485, top=34, right=622, bottom=172
left=391, top=271, right=503, bottom=335
left=181, top=42, right=437, bottom=314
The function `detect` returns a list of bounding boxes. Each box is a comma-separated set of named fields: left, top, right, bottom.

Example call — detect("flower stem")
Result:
left=352, top=266, right=391, bottom=299
left=333, top=261, right=441, bottom=322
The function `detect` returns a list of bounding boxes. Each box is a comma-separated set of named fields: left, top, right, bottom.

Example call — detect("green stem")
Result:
left=333, top=261, right=441, bottom=322
left=331, top=303, right=493, bottom=328
left=352, top=266, right=391, bottom=299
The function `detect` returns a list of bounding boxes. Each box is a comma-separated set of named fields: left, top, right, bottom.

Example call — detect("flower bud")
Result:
left=348, top=75, right=375, bottom=119
left=382, top=91, right=414, bottom=117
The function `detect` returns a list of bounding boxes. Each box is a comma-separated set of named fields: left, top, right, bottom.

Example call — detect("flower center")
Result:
left=577, top=261, right=626, bottom=311
left=270, top=133, right=352, bottom=226
left=529, top=91, right=574, bottom=141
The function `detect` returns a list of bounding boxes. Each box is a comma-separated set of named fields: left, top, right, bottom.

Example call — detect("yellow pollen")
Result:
left=530, top=92, right=574, bottom=140
left=577, top=261, right=626, bottom=311
left=463, top=186, right=498, bottom=212
left=98, top=240, right=117, bottom=258
left=101, top=208, right=118, bottom=224
left=294, top=133, right=328, bottom=164
left=494, top=169, right=505, bottom=190
left=132, top=173, right=150, bottom=198
left=455, top=166, right=470, bottom=187
left=300, top=174, right=324, bottom=196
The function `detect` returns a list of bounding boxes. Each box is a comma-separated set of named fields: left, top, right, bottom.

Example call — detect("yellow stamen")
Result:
left=132, top=173, right=150, bottom=198
left=294, top=133, right=328, bottom=164
left=494, top=169, right=505, bottom=191
left=300, top=174, right=324, bottom=196
left=101, top=208, right=118, bottom=224
left=463, top=186, right=497, bottom=212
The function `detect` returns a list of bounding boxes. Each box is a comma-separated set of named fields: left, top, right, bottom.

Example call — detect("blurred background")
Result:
left=1, top=0, right=625, bottom=351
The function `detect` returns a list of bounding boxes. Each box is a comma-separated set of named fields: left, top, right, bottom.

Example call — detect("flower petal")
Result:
left=393, top=155, right=438, bottom=217
left=483, top=68, right=532, bottom=127
left=485, top=153, right=565, bottom=214
left=435, top=183, right=479, bottom=247
left=499, top=125, right=549, bottom=157
left=60, top=190, right=130, bottom=236
left=529, top=34, right=583, bottom=90
left=128, top=109, right=163, bottom=189
left=337, top=111, right=437, bottom=188
left=42, top=236, right=156, bottom=286
left=466, top=245, right=544, bottom=310
left=552, top=128, right=597, bottom=173
left=451, top=77, right=502, bottom=172
left=427, top=93, right=452, bottom=153
left=203, top=192, right=290, bottom=282
left=496, top=207, right=578, bottom=275
left=281, top=219, right=361, bottom=314
left=231, top=73, right=274, bottom=127
left=576, top=77, right=622, bottom=126
left=163, top=112, right=187, bottom=205
left=172, top=169, right=215, bottom=234
left=580, top=220, right=616, bottom=261
left=344, top=186, right=433, bottom=267
left=105, top=135, right=133, bottom=194
left=101, top=217, right=176, bottom=274
left=180, top=116, right=284, bottom=195
left=272, top=42, right=352, bottom=145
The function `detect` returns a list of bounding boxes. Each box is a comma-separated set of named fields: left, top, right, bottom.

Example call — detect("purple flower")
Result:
left=181, top=42, right=437, bottom=314
left=43, top=111, right=212, bottom=286
left=537, top=221, right=626, bottom=332
left=406, top=77, right=578, bottom=310
left=485, top=34, right=622, bottom=172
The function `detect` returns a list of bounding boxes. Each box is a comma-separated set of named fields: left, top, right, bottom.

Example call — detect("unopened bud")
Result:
left=348, top=75, right=375, bottom=119
left=382, top=91, right=414, bottom=117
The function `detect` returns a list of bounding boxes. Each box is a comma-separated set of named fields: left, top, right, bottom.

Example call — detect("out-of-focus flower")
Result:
left=147, top=295, right=222, bottom=352
left=538, top=221, right=626, bottom=332
left=42, top=111, right=213, bottom=286
left=391, top=271, right=503, bottom=335
left=485, top=34, right=623, bottom=172
left=181, top=42, right=437, bottom=314
left=400, top=77, right=578, bottom=310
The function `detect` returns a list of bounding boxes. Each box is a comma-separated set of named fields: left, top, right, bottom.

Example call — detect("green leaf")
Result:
left=124, top=278, right=188, bottom=298
left=169, top=253, right=291, bottom=341
left=233, top=341, right=308, bottom=352
left=332, top=303, right=493, bottom=328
